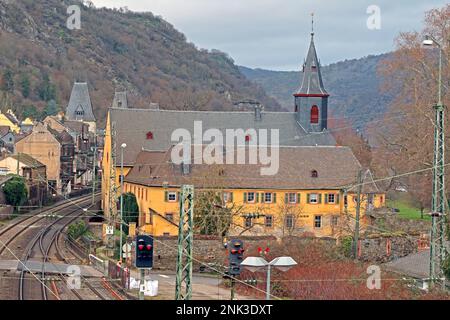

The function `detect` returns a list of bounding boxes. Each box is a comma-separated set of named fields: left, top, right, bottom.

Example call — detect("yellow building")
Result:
left=0, top=109, right=20, bottom=133
left=120, top=146, right=384, bottom=238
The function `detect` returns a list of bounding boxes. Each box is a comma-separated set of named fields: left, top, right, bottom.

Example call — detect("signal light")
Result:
left=228, top=239, right=244, bottom=276
left=135, top=235, right=154, bottom=269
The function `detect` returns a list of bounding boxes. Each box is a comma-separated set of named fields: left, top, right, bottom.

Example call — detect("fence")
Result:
left=108, top=261, right=131, bottom=290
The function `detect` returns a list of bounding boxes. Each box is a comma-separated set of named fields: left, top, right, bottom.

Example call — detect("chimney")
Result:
left=254, top=104, right=263, bottom=121
left=181, top=162, right=191, bottom=175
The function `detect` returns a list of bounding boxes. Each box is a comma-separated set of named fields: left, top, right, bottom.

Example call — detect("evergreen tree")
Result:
left=20, top=74, right=31, bottom=98
left=122, top=193, right=139, bottom=235
left=37, top=74, right=56, bottom=101
left=1, top=69, right=14, bottom=93
left=42, top=99, right=59, bottom=118
left=3, top=175, right=28, bottom=210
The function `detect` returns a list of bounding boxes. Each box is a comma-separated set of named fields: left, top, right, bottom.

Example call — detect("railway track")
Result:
left=0, top=192, right=125, bottom=300
left=17, top=194, right=99, bottom=300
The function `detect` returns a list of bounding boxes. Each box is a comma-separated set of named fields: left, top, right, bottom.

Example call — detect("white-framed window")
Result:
left=168, top=192, right=177, bottom=202
left=328, top=194, right=336, bottom=204
left=247, top=192, right=256, bottom=203
left=264, top=192, right=272, bottom=203
left=314, top=215, right=322, bottom=228
left=309, top=194, right=319, bottom=204
left=288, top=193, right=297, bottom=204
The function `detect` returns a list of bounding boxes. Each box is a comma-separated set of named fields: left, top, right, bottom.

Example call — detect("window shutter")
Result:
left=307, top=194, right=310, bottom=204
left=336, top=194, right=340, bottom=204
left=324, top=194, right=328, bottom=204
left=297, top=193, right=301, bottom=204
left=164, top=191, right=168, bottom=202
left=230, top=192, right=234, bottom=202
left=177, top=192, right=180, bottom=201
left=261, top=193, right=265, bottom=203
left=256, top=193, right=259, bottom=203
left=244, top=192, right=247, bottom=203
left=285, top=193, right=288, bottom=204
left=273, top=193, right=277, bottom=203
left=318, top=194, right=322, bottom=204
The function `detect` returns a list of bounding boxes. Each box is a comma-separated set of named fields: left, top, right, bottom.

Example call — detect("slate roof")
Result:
left=295, top=33, right=328, bottom=96
left=124, top=145, right=361, bottom=190
left=9, top=153, right=45, bottom=168
left=66, top=82, right=96, bottom=122
left=0, top=126, right=11, bottom=137
left=112, top=91, right=128, bottom=109
left=109, top=108, right=337, bottom=166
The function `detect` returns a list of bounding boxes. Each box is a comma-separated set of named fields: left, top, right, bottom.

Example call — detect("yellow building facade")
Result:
left=122, top=183, right=384, bottom=238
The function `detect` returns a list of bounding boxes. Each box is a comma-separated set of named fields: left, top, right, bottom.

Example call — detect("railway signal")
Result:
left=135, top=235, right=154, bottom=269
left=228, top=239, right=244, bottom=276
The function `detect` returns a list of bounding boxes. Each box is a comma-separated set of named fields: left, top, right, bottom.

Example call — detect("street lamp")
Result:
left=241, top=256, right=297, bottom=300
left=119, top=143, right=127, bottom=262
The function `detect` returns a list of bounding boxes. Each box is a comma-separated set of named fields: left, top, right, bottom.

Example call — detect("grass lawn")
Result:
left=387, top=199, right=431, bottom=221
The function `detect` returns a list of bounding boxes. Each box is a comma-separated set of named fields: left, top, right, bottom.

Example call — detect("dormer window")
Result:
left=75, top=105, right=84, bottom=116
left=311, top=170, right=318, bottom=178
left=146, top=131, right=154, bottom=140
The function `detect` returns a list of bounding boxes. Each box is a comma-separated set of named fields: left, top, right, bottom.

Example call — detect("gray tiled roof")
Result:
left=109, top=108, right=336, bottom=165
left=112, top=91, right=128, bottom=109
left=125, top=145, right=360, bottom=190
left=66, top=82, right=96, bottom=122
left=9, top=153, right=45, bottom=168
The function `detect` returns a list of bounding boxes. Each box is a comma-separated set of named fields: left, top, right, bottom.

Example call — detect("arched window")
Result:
left=311, top=170, right=318, bottom=178
left=146, top=131, right=154, bottom=140
left=310, top=105, right=319, bottom=124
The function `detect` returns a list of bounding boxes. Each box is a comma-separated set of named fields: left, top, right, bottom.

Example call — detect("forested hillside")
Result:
left=0, top=0, right=279, bottom=126
left=240, top=54, right=394, bottom=128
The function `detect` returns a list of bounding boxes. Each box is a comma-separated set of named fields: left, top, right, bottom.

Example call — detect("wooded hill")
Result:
left=0, top=0, right=280, bottom=126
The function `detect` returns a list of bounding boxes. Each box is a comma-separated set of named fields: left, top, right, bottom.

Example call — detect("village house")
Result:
left=0, top=153, right=47, bottom=205
left=44, top=115, right=95, bottom=188
left=0, top=109, right=20, bottom=133
left=0, top=126, right=15, bottom=153
left=14, top=123, right=75, bottom=195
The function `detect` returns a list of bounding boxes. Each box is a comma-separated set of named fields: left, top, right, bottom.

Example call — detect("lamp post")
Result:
left=241, top=256, right=297, bottom=300
left=119, top=143, right=127, bottom=262
left=423, top=35, right=447, bottom=283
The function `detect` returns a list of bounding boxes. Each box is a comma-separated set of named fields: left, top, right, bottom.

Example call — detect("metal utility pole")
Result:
left=175, top=185, right=194, bottom=300
left=353, top=170, right=363, bottom=260
left=119, top=143, right=127, bottom=263
left=425, top=35, right=448, bottom=283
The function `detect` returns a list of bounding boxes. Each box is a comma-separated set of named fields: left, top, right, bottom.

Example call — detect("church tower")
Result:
left=294, top=16, right=329, bottom=133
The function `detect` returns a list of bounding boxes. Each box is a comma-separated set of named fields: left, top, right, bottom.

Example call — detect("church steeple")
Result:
left=294, top=14, right=329, bottom=133
left=295, top=14, right=328, bottom=97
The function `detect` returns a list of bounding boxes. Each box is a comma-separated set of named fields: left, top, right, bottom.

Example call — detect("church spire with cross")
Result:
left=294, top=14, right=329, bottom=133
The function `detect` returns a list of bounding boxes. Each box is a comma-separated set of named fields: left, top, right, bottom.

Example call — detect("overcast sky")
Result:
left=90, top=0, right=447, bottom=71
